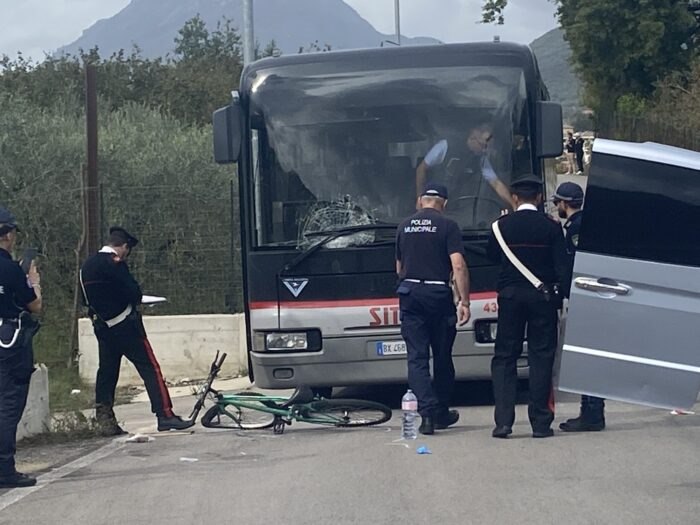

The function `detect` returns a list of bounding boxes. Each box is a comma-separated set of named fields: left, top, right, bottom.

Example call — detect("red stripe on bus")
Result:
left=250, top=292, right=497, bottom=310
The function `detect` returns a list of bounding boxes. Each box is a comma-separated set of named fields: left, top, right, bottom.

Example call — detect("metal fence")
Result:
left=607, top=114, right=700, bottom=152
left=7, top=179, right=242, bottom=370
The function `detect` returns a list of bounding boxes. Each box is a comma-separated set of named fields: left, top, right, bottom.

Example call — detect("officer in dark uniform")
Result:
left=488, top=176, right=568, bottom=438
left=396, top=182, right=472, bottom=435
left=80, top=227, right=193, bottom=435
left=0, top=207, right=42, bottom=488
left=552, top=182, right=606, bottom=432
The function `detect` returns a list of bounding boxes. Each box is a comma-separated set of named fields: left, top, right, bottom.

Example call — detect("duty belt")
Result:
left=404, top=279, right=449, bottom=286
left=0, top=317, right=21, bottom=349
left=104, top=304, right=133, bottom=328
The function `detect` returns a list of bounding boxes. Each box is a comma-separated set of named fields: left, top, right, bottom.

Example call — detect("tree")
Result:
left=482, top=1, right=697, bottom=131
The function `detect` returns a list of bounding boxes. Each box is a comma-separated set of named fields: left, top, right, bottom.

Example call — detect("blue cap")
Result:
left=422, top=182, right=449, bottom=200
left=552, top=182, right=584, bottom=203
left=0, top=207, right=18, bottom=233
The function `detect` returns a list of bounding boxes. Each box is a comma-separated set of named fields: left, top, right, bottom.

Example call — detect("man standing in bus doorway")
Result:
left=488, top=176, right=568, bottom=439
left=396, top=182, right=472, bottom=435
left=415, top=123, right=514, bottom=210
left=552, top=182, right=606, bottom=432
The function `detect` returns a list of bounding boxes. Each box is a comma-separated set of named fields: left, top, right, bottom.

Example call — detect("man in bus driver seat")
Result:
left=415, top=123, right=515, bottom=210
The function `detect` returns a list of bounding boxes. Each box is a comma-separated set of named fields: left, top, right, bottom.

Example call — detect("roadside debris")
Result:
left=416, top=446, right=432, bottom=455
left=179, top=457, right=199, bottom=463
left=670, top=409, right=695, bottom=416
left=126, top=434, right=154, bottom=443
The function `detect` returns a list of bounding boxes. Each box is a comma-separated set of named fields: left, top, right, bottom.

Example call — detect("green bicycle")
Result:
left=188, top=352, right=393, bottom=434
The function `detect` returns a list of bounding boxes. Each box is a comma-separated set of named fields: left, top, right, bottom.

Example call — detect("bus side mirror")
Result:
left=213, top=103, right=242, bottom=164
left=536, top=101, right=563, bottom=158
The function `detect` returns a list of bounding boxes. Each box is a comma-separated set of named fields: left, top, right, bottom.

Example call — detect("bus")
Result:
left=213, top=42, right=563, bottom=392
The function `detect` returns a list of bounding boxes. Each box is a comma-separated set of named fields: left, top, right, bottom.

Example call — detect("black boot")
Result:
left=435, top=409, right=460, bottom=430
left=560, top=397, right=605, bottom=432
left=419, top=413, right=435, bottom=435
left=157, top=414, right=195, bottom=432
left=0, top=471, right=37, bottom=488
left=95, top=405, right=127, bottom=436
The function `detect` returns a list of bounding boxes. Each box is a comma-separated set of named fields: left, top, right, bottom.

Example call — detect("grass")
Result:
left=16, top=366, right=141, bottom=447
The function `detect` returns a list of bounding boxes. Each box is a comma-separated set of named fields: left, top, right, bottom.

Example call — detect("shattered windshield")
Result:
left=248, top=64, right=532, bottom=248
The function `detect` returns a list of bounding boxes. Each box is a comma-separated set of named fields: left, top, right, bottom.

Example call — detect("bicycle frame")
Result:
left=214, top=394, right=353, bottom=426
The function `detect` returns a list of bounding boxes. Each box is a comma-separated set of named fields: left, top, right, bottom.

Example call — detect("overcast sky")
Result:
left=1, top=0, right=558, bottom=61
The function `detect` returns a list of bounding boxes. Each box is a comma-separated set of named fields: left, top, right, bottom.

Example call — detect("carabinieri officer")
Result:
left=396, top=182, right=471, bottom=435
left=488, top=176, right=569, bottom=439
left=80, top=227, right=193, bottom=435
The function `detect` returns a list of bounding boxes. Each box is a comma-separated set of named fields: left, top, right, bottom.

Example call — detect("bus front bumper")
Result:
left=250, top=331, right=529, bottom=389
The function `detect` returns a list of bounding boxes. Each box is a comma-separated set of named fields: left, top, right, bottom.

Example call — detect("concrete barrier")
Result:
left=17, top=364, right=51, bottom=440
left=78, top=314, right=248, bottom=386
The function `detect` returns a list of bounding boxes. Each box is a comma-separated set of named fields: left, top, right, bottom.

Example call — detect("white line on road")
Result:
left=0, top=438, right=124, bottom=513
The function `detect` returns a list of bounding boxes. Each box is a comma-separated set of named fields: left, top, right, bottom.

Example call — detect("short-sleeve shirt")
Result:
left=0, top=248, right=37, bottom=319
left=396, top=208, right=465, bottom=282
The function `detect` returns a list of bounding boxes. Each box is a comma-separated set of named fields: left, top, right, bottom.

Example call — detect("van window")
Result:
left=579, top=154, right=700, bottom=267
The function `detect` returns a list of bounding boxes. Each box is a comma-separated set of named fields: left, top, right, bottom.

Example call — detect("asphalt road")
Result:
left=1, top=388, right=699, bottom=525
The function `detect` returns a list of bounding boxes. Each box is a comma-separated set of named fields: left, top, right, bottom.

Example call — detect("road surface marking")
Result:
left=0, top=438, right=124, bottom=512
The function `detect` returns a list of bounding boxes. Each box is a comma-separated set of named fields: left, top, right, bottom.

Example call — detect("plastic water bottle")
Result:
left=401, top=389, right=418, bottom=440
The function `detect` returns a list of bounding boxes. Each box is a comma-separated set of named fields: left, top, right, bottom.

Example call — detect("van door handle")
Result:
left=574, top=277, right=631, bottom=295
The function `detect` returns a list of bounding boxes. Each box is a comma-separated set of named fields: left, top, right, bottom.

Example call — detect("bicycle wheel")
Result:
left=201, top=393, right=276, bottom=430
left=303, top=399, right=392, bottom=427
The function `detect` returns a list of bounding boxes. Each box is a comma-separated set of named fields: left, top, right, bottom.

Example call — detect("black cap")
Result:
left=0, top=206, right=19, bottom=234
left=510, top=175, right=543, bottom=191
left=109, top=226, right=139, bottom=248
left=552, top=182, right=584, bottom=203
left=421, top=182, right=449, bottom=200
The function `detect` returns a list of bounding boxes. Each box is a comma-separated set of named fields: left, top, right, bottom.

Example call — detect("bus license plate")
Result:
left=376, top=341, right=407, bottom=356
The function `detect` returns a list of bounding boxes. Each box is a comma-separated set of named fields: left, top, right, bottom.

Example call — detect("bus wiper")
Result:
left=281, top=224, right=397, bottom=275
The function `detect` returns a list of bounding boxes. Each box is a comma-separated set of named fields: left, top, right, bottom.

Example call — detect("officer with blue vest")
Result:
left=396, top=182, right=472, bottom=435
left=552, top=182, right=606, bottom=432
left=0, top=207, right=42, bottom=488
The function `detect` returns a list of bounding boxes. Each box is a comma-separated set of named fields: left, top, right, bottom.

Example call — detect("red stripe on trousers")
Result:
left=142, top=337, right=174, bottom=418
left=548, top=387, right=556, bottom=415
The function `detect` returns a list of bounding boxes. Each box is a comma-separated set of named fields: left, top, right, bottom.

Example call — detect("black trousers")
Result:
left=576, top=153, right=584, bottom=172
left=491, top=291, right=558, bottom=431
left=399, top=282, right=457, bottom=417
left=95, top=317, right=173, bottom=418
left=0, top=341, right=33, bottom=476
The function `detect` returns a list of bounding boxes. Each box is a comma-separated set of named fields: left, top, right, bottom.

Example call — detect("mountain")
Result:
left=530, top=27, right=582, bottom=114
left=58, top=0, right=440, bottom=58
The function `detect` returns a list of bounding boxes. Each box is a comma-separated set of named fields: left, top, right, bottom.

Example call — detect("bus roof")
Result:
left=243, top=41, right=538, bottom=79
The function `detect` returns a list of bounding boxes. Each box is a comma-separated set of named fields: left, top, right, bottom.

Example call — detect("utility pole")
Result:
left=243, top=0, right=255, bottom=65
left=394, top=0, right=401, bottom=46
left=84, top=64, right=100, bottom=256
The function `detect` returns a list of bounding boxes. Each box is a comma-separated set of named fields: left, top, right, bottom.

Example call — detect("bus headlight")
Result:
left=258, top=329, right=322, bottom=352
left=475, top=320, right=498, bottom=343
left=266, top=333, right=308, bottom=351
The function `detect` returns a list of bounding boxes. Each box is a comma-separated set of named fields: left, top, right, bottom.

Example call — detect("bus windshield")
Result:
left=249, top=64, right=532, bottom=248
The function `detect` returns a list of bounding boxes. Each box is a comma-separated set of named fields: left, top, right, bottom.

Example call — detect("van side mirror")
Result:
left=213, top=99, right=242, bottom=164
left=536, top=101, right=563, bottom=158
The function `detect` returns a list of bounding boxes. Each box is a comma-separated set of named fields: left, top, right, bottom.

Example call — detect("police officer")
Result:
left=0, top=207, right=42, bottom=488
left=80, top=227, right=193, bottom=435
left=396, top=182, right=471, bottom=435
left=552, top=182, right=606, bottom=432
left=415, top=123, right=514, bottom=208
left=488, top=176, right=568, bottom=438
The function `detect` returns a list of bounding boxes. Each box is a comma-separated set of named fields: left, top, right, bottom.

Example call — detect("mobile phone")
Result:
left=20, top=248, right=38, bottom=274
